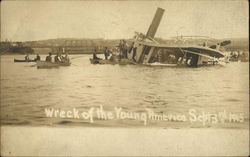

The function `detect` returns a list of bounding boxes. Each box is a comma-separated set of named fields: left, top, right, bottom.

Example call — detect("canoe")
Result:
left=36, top=61, right=71, bottom=68
left=14, top=59, right=36, bottom=62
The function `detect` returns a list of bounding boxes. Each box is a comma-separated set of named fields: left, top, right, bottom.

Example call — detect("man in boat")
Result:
left=45, top=53, right=52, bottom=62
left=93, top=53, right=101, bottom=60
left=93, top=47, right=102, bottom=60
left=54, top=53, right=61, bottom=63
left=34, top=54, right=41, bottom=61
left=109, top=51, right=119, bottom=62
left=61, top=53, right=70, bottom=62
left=92, top=52, right=102, bottom=64
left=24, top=54, right=30, bottom=61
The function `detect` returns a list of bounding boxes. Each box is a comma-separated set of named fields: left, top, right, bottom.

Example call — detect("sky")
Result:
left=1, top=0, right=249, bottom=41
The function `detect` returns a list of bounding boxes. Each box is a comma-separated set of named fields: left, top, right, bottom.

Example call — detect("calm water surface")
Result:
left=0, top=55, right=249, bottom=128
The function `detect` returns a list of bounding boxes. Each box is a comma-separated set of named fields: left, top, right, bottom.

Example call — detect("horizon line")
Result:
left=1, top=36, right=249, bottom=42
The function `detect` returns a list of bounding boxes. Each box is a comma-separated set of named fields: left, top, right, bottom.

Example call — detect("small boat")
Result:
left=14, top=59, right=36, bottom=62
left=36, top=61, right=71, bottom=68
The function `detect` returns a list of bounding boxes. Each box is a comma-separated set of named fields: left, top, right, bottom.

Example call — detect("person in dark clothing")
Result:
left=118, top=40, right=123, bottom=52
left=54, top=53, right=61, bottom=63
left=93, top=47, right=102, bottom=60
left=24, top=54, right=30, bottom=61
left=34, top=54, right=41, bottom=61
left=61, top=53, right=70, bottom=62
left=93, top=53, right=101, bottom=60
left=122, top=40, right=128, bottom=59
left=45, top=53, right=52, bottom=62
left=104, top=47, right=109, bottom=60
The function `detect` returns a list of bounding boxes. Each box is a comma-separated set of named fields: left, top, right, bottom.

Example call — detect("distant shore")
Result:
left=0, top=52, right=103, bottom=55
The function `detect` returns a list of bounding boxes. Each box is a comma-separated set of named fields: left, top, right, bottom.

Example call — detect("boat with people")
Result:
left=14, top=54, right=41, bottom=63
left=90, top=47, right=136, bottom=65
left=36, top=52, right=71, bottom=68
left=229, top=51, right=249, bottom=62
left=36, top=61, right=71, bottom=68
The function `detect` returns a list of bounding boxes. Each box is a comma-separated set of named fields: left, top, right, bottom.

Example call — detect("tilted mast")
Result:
left=134, top=8, right=165, bottom=63
left=146, top=7, right=165, bottom=39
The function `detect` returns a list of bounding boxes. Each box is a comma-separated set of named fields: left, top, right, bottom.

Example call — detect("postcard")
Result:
left=0, top=0, right=249, bottom=156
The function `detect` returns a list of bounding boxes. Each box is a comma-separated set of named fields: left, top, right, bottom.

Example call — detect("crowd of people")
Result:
left=45, top=53, right=70, bottom=63
left=229, top=51, right=249, bottom=61
left=24, top=53, right=70, bottom=63
left=92, top=40, right=138, bottom=62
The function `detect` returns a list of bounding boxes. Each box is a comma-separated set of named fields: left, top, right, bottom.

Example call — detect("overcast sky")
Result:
left=1, top=0, right=249, bottom=41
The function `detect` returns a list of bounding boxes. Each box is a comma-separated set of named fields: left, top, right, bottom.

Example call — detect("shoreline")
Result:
left=0, top=53, right=103, bottom=55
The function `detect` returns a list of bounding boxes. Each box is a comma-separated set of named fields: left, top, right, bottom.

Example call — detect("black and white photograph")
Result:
left=0, top=0, right=249, bottom=156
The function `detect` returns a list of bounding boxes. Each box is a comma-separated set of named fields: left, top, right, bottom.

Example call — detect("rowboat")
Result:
left=36, top=61, right=71, bottom=68
left=14, top=59, right=36, bottom=62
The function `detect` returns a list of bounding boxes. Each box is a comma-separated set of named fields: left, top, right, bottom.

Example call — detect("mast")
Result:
left=146, top=8, right=165, bottom=39
left=135, top=8, right=165, bottom=63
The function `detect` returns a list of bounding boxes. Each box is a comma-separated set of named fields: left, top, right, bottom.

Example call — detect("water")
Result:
left=0, top=54, right=249, bottom=128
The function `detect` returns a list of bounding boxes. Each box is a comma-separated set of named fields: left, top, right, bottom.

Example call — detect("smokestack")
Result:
left=146, top=7, right=165, bottom=39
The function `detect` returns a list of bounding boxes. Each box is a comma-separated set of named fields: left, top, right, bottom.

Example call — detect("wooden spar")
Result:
left=146, top=8, right=165, bottom=39
left=135, top=8, right=165, bottom=63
